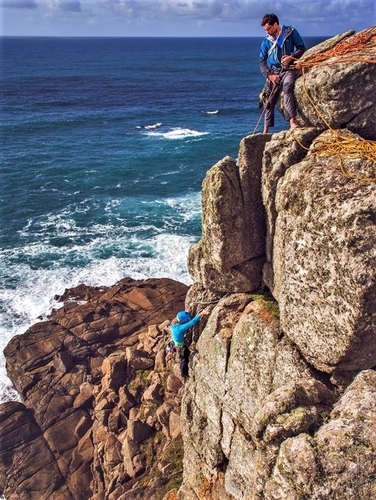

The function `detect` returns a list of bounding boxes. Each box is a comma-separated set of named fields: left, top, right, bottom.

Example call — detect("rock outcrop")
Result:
left=0, top=278, right=206, bottom=500
left=1, top=28, right=376, bottom=500
left=188, top=134, right=271, bottom=293
left=295, top=29, right=376, bottom=141
left=178, top=27, right=376, bottom=500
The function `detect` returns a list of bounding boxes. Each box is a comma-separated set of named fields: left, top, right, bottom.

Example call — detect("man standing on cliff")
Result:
left=259, top=13, right=306, bottom=133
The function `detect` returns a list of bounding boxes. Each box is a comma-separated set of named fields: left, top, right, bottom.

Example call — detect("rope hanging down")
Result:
left=295, top=27, right=376, bottom=182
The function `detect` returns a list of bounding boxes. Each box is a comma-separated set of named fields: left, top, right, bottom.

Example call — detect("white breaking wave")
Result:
left=144, top=122, right=163, bottom=129
left=136, top=122, right=163, bottom=130
left=0, top=187, right=201, bottom=404
left=144, top=127, right=209, bottom=139
left=205, top=110, right=219, bottom=115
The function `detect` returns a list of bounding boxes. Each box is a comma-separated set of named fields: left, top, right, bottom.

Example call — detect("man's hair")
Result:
left=261, top=13, right=279, bottom=26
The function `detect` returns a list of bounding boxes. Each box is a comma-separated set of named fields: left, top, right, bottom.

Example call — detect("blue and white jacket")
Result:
left=259, top=25, right=306, bottom=77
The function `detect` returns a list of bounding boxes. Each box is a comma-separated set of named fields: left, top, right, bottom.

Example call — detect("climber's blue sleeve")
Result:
left=170, top=314, right=201, bottom=346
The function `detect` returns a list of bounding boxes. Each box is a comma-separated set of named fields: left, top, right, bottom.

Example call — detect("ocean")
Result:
left=0, top=36, right=326, bottom=402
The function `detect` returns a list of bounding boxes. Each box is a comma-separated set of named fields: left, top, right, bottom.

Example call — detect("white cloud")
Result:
left=96, top=0, right=266, bottom=21
left=1, top=0, right=38, bottom=8
left=1, top=0, right=375, bottom=36
left=2, top=0, right=374, bottom=22
left=44, top=0, right=82, bottom=11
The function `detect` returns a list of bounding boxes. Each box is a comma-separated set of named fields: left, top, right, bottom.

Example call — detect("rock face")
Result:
left=0, top=278, right=203, bottom=500
left=271, top=129, right=376, bottom=374
left=1, top=29, right=376, bottom=500
left=188, top=133, right=271, bottom=293
left=295, top=28, right=376, bottom=140
left=179, top=297, right=376, bottom=500
left=266, top=370, right=376, bottom=499
left=179, top=28, right=376, bottom=500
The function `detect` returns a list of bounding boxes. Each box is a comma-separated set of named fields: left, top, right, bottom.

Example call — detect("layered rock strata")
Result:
left=0, top=278, right=208, bottom=500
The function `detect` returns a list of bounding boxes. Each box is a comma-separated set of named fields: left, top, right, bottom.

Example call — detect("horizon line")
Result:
left=0, top=34, right=331, bottom=39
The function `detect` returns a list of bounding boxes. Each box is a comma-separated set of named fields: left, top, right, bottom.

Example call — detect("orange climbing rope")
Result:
left=295, top=27, right=376, bottom=182
left=296, top=27, right=376, bottom=69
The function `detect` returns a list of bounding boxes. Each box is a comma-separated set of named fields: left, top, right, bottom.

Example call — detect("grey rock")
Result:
left=295, top=28, right=376, bottom=140
left=188, top=134, right=271, bottom=293
left=271, top=130, right=376, bottom=373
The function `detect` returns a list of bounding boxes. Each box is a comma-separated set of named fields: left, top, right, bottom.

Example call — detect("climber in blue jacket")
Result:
left=169, top=308, right=210, bottom=378
left=259, top=13, right=306, bottom=133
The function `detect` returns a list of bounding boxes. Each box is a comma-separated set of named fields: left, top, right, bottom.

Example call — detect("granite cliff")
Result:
left=1, top=28, right=376, bottom=500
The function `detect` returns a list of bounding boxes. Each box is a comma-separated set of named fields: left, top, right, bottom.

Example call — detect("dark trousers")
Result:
left=179, top=345, right=190, bottom=378
left=264, top=70, right=298, bottom=128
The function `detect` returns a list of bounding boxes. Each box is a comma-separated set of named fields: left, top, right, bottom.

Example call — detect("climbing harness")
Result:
left=254, top=80, right=279, bottom=126
left=253, top=68, right=289, bottom=135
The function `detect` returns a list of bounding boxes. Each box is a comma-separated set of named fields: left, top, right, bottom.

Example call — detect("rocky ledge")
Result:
left=1, top=28, right=376, bottom=500
left=0, top=278, right=199, bottom=500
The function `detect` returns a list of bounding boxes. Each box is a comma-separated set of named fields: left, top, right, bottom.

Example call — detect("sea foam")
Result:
left=144, top=127, right=209, bottom=139
left=0, top=231, right=195, bottom=403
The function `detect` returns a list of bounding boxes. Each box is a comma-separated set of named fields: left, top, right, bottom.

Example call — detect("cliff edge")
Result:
left=182, top=28, right=376, bottom=500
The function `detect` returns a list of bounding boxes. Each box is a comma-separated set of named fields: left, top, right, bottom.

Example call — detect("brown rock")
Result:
left=126, top=348, right=154, bottom=372
left=0, top=278, right=187, bottom=500
left=101, top=352, right=127, bottom=393
left=155, top=347, right=167, bottom=372
left=0, top=402, right=69, bottom=499
left=73, top=381, right=94, bottom=409
left=157, top=402, right=174, bottom=438
left=166, top=374, right=183, bottom=393
left=169, top=411, right=181, bottom=440
left=142, top=382, right=164, bottom=403
left=52, top=350, right=74, bottom=373
left=127, top=418, right=154, bottom=444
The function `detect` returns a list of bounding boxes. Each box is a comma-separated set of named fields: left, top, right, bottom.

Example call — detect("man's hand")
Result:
left=200, top=308, right=211, bottom=317
left=281, top=55, right=293, bottom=65
left=268, top=74, right=280, bottom=84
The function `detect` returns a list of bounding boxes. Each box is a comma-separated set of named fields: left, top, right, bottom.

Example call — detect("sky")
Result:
left=0, top=0, right=375, bottom=37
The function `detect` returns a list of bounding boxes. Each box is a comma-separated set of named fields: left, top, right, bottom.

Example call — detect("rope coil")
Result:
left=296, top=27, right=376, bottom=182
left=296, top=27, right=376, bottom=70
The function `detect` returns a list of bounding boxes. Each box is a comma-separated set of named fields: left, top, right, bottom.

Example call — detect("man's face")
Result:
left=263, top=22, right=279, bottom=37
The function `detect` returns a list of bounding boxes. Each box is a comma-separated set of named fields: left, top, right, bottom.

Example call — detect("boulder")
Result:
left=127, top=418, right=154, bottom=444
left=269, top=129, right=376, bottom=373
left=265, top=370, right=376, bottom=499
left=188, top=134, right=271, bottom=293
left=295, top=27, right=376, bottom=140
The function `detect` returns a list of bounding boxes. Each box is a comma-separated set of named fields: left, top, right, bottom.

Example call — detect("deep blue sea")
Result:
left=0, top=36, right=326, bottom=401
